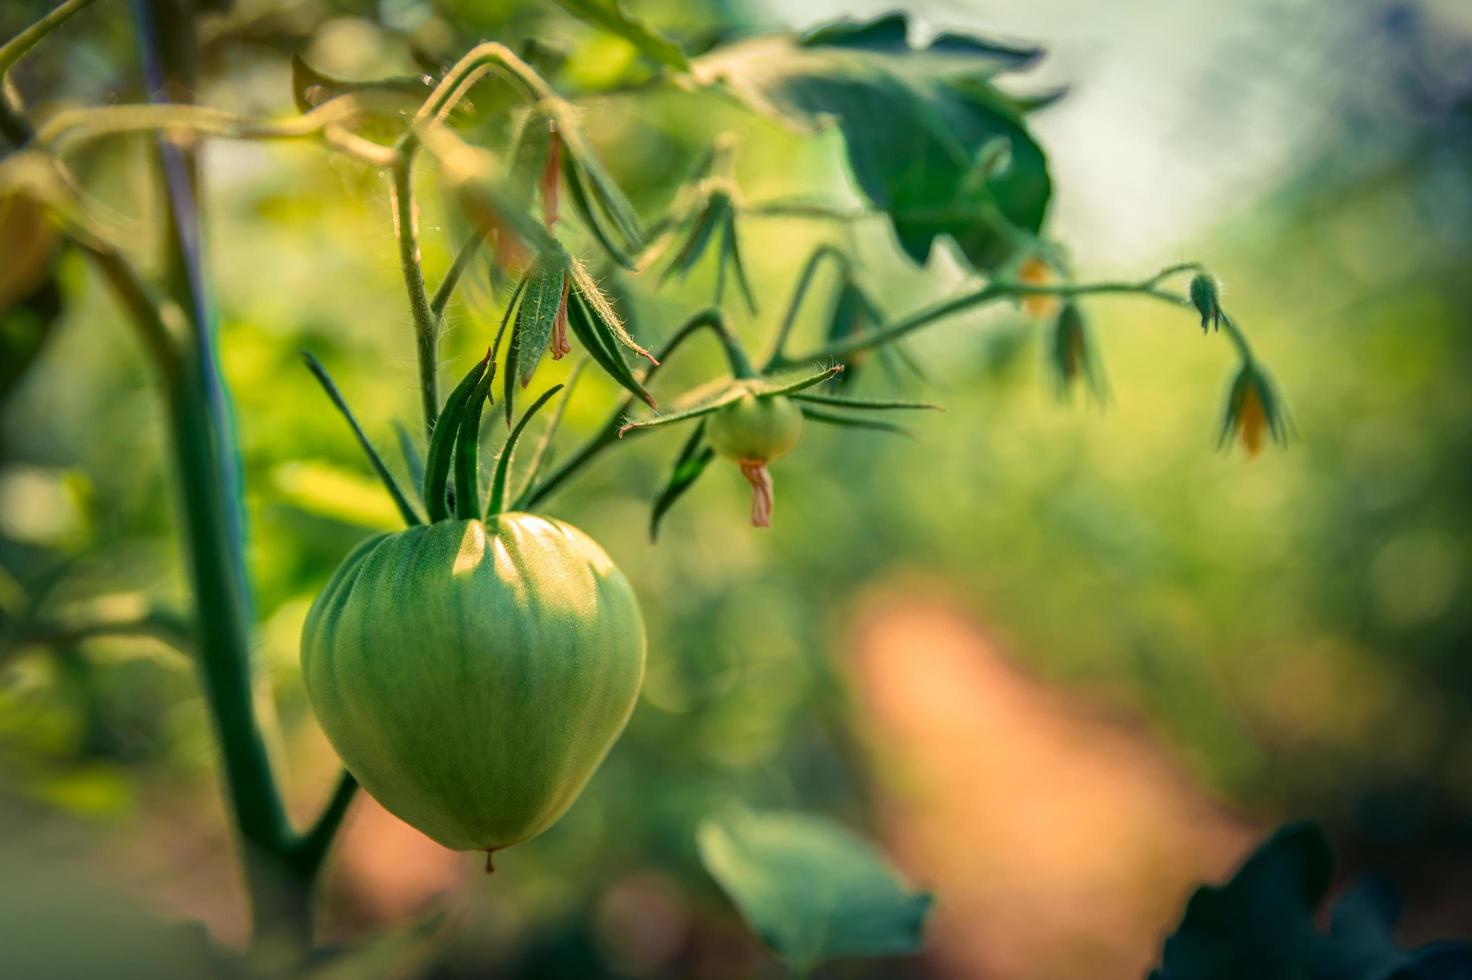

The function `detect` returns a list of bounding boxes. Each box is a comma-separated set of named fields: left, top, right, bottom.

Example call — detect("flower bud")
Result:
left=1189, top=273, right=1221, bottom=333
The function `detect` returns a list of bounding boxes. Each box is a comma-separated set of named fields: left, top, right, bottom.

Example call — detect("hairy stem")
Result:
left=766, top=269, right=1208, bottom=370
left=391, top=151, right=440, bottom=438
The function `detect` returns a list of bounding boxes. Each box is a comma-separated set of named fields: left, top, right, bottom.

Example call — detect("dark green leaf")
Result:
left=1153, top=822, right=1472, bottom=980
left=453, top=362, right=497, bottom=519
left=693, top=12, right=1052, bottom=270
left=550, top=0, right=689, bottom=70
left=423, top=355, right=490, bottom=522
left=553, top=111, right=646, bottom=254
left=697, top=809, right=932, bottom=974
left=1153, top=822, right=1331, bottom=980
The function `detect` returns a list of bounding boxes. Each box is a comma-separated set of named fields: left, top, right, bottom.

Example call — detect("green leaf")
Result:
left=272, top=462, right=404, bottom=531
left=649, top=420, right=715, bottom=541
left=550, top=0, right=690, bottom=70
left=697, top=809, right=932, bottom=974
left=693, top=12, right=1051, bottom=271
left=1153, top=822, right=1332, bottom=980
left=1151, top=822, right=1472, bottom=980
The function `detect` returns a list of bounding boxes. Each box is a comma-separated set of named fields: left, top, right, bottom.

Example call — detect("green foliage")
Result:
left=1153, top=823, right=1472, bottom=980
left=693, top=11, right=1052, bottom=270
left=550, top=0, right=690, bottom=71
left=697, top=808, right=932, bottom=975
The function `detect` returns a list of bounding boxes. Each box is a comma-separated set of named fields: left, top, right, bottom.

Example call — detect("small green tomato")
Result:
left=705, top=393, right=804, bottom=528
left=300, top=513, right=645, bottom=866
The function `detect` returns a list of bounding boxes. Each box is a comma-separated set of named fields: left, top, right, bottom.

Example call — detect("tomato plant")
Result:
left=0, top=0, right=1333, bottom=974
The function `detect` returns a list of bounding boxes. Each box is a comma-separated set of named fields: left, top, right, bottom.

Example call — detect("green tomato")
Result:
left=706, top=393, right=803, bottom=463
left=300, top=514, right=645, bottom=857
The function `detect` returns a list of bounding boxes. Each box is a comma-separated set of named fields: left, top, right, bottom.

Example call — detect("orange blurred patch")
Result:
left=847, top=592, right=1256, bottom=980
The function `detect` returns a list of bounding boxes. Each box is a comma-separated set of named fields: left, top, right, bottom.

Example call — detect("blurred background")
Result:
left=1, top=0, right=1469, bottom=977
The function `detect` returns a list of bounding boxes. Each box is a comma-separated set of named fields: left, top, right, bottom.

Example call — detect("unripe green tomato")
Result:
left=706, top=393, right=803, bottom=462
left=300, top=514, right=645, bottom=855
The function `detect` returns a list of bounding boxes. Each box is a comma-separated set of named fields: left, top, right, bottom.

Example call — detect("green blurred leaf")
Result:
left=551, top=0, right=689, bottom=70
left=697, top=808, right=932, bottom=974
left=1152, top=823, right=1472, bottom=980
left=1153, top=822, right=1331, bottom=980
left=693, top=11, right=1051, bottom=270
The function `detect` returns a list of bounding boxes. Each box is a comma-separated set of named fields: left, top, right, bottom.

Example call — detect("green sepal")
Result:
left=562, top=152, right=638, bottom=269
left=747, top=363, right=845, bottom=398
left=423, top=354, right=490, bottom=522
left=722, top=210, right=759, bottom=316
left=487, top=384, right=565, bottom=518
left=618, top=381, right=745, bottom=436
left=799, top=404, right=915, bottom=439
left=566, top=279, right=656, bottom=408
left=660, top=192, right=728, bottom=283
left=393, top=420, right=426, bottom=505
left=301, top=352, right=423, bottom=527
left=453, top=360, right=498, bottom=519
left=791, top=392, right=941, bottom=411
left=650, top=419, right=716, bottom=542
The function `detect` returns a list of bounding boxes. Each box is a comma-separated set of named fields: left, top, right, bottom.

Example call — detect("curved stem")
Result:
left=766, top=271, right=1203, bottom=370
left=0, top=0, right=104, bottom=77
left=763, top=244, right=852, bottom=365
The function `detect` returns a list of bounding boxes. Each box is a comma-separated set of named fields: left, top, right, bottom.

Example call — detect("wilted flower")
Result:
left=1220, top=361, right=1290, bottom=458
left=1018, top=256, right=1062, bottom=319
left=1047, top=302, right=1108, bottom=401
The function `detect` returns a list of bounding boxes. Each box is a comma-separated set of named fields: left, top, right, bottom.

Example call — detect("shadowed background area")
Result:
left=1, top=0, right=1469, bottom=976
